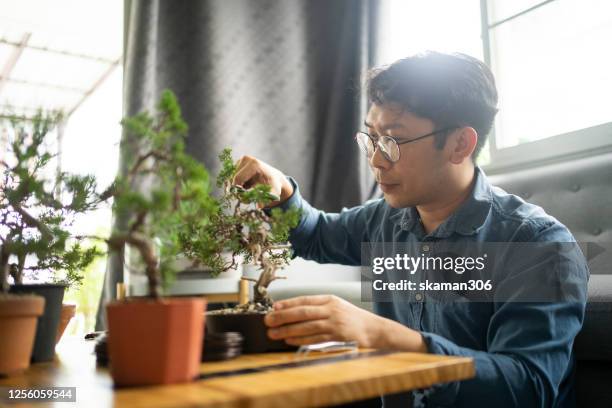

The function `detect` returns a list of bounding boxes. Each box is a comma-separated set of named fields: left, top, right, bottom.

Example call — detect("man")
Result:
left=232, top=52, right=588, bottom=407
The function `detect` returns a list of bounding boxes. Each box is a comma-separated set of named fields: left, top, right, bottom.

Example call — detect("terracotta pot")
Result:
left=206, top=311, right=295, bottom=353
left=55, top=304, right=76, bottom=344
left=10, top=283, right=66, bottom=362
left=0, top=295, right=45, bottom=375
left=106, top=297, right=206, bottom=387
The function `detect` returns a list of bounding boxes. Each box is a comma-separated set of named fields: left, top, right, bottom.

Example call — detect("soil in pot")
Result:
left=206, top=305, right=296, bottom=353
left=106, top=297, right=206, bottom=387
left=55, top=304, right=76, bottom=344
left=0, top=294, right=45, bottom=375
left=9, top=283, right=66, bottom=362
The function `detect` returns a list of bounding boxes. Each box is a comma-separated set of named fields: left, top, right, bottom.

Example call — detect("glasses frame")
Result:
left=355, top=127, right=457, bottom=163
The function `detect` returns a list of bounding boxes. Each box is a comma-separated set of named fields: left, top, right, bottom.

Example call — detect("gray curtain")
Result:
left=97, top=0, right=379, bottom=329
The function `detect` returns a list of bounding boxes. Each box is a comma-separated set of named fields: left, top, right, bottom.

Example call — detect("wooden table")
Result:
left=0, top=337, right=474, bottom=408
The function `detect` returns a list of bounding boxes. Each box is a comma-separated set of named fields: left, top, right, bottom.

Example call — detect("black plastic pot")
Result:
left=205, top=312, right=296, bottom=353
left=10, top=283, right=66, bottom=362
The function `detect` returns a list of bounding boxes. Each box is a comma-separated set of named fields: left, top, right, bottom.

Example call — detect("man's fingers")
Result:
left=232, top=161, right=258, bottom=187
left=273, top=295, right=333, bottom=310
left=265, top=305, right=330, bottom=327
left=234, top=156, right=244, bottom=171
left=267, top=320, right=330, bottom=340
left=230, top=155, right=292, bottom=207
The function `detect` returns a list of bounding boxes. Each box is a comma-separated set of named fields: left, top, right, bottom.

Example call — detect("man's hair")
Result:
left=366, top=51, right=498, bottom=160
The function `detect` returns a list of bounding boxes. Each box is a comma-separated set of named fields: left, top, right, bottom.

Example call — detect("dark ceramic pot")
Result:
left=205, top=312, right=296, bottom=353
left=10, top=283, right=66, bottom=362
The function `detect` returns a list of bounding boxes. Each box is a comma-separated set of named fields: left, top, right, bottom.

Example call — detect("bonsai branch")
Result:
left=128, top=150, right=171, bottom=178
left=12, top=203, right=53, bottom=240
left=108, top=233, right=161, bottom=299
left=129, top=211, right=147, bottom=234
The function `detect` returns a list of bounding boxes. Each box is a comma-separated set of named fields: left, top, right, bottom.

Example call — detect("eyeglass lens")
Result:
left=356, top=133, right=400, bottom=162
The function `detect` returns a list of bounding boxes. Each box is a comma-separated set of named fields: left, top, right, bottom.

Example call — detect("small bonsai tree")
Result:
left=102, top=90, right=216, bottom=298
left=103, top=90, right=299, bottom=306
left=0, top=112, right=103, bottom=294
left=179, top=149, right=300, bottom=312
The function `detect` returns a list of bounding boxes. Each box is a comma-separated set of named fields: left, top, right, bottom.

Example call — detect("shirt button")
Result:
left=415, top=293, right=423, bottom=301
left=422, top=244, right=430, bottom=252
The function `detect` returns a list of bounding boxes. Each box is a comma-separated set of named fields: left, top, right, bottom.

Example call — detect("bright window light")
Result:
left=488, top=0, right=612, bottom=148
left=377, top=0, right=483, bottom=66
left=0, top=0, right=123, bottom=335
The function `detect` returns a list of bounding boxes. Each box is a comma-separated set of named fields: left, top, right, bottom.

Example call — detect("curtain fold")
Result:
left=97, top=0, right=379, bottom=329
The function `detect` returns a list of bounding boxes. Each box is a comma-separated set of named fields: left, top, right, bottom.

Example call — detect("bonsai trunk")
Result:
left=249, top=257, right=285, bottom=308
left=109, top=233, right=161, bottom=299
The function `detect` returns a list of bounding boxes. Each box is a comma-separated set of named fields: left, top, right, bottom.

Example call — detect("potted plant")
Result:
left=180, top=148, right=300, bottom=353
left=0, top=238, right=45, bottom=375
left=102, top=90, right=212, bottom=386
left=0, top=287, right=45, bottom=375
left=1, top=112, right=102, bottom=367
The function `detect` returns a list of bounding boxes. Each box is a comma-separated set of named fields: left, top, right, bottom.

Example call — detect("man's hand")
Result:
left=264, top=295, right=378, bottom=346
left=264, top=295, right=427, bottom=352
left=232, top=155, right=294, bottom=207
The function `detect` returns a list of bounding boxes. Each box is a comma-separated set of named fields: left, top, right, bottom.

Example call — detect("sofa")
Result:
left=271, top=152, right=612, bottom=407
left=490, top=152, right=612, bottom=407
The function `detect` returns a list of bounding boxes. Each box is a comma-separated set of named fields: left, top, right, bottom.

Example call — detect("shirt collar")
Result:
left=389, top=166, right=492, bottom=238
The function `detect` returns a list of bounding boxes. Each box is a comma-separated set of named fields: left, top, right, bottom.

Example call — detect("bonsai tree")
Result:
left=102, top=89, right=299, bottom=307
left=0, top=112, right=103, bottom=294
left=179, top=148, right=300, bottom=312
left=101, top=90, right=216, bottom=298
left=100, top=91, right=217, bottom=386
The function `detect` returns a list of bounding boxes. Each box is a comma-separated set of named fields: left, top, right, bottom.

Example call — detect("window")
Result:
left=483, top=0, right=612, bottom=171
left=0, top=0, right=123, bottom=335
left=379, top=0, right=612, bottom=171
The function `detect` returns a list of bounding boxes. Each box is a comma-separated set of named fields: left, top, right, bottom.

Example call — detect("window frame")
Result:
left=479, top=0, right=612, bottom=174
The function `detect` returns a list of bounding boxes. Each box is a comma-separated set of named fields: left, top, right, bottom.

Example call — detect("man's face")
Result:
left=364, top=102, right=450, bottom=208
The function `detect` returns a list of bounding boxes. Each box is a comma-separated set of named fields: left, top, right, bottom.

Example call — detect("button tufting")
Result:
left=593, top=227, right=603, bottom=236
left=570, top=184, right=581, bottom=192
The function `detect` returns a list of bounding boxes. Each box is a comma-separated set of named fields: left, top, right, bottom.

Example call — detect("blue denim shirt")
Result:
left=279, top=167, right=588, bottom=408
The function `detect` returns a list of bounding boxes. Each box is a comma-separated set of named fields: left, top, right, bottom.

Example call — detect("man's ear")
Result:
left=448, top=127, right=477, bottom=164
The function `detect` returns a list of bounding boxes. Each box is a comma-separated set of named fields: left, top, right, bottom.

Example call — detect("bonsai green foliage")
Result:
left=0, top=112, right=104, bottom=293
left=106, top=90, right=299, bottom=304
left=179, top=148, right=301, bottom=309
left=105, top=90, right=217, bottom=299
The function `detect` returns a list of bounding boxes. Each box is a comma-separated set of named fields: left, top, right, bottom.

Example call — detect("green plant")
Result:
left=179, top=148, right=301, bottom=310
left=104, top=90, right=299, bottom=307
left=0, top=112, right=103, bottom=293
left=102, top=90, right=216, bottom=299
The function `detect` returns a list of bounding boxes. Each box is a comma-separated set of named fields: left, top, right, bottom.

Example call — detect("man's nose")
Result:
left=369, top=146, right=391, bottom=170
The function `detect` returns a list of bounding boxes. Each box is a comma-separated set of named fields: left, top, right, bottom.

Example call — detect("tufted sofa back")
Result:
left=490, top=152, right=612, bottom=407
